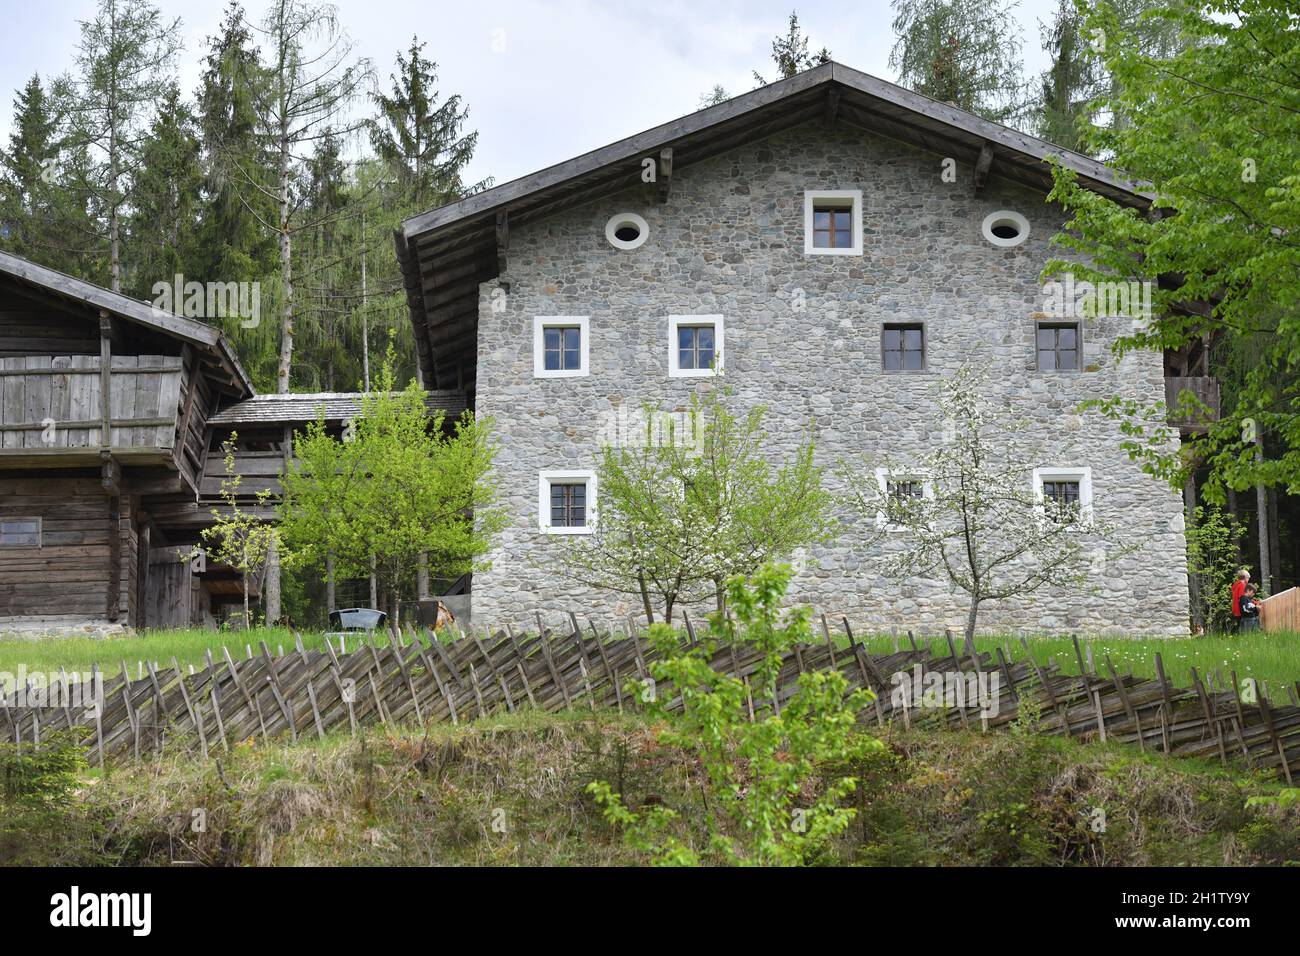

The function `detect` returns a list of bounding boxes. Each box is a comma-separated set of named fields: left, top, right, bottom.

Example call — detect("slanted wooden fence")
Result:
left=2, top=616, right=1298, bottom=782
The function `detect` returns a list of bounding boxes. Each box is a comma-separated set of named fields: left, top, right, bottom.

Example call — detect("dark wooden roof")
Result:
left=208, top=390, right=469, bottom=426
left=397, top=61, right=1150, bottom=391
left=0, top=251, right=254, bottom=398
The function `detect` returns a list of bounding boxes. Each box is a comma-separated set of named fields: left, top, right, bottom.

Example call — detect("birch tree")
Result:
left=250, top=0, right=370, bottom=392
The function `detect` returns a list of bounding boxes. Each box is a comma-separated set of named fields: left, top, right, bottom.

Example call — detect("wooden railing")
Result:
left=0, top=355, right=183, bottom=452
left=1260, top=587, right=1300, bottom=633
left=1165, top=375, right=1221, bottom=431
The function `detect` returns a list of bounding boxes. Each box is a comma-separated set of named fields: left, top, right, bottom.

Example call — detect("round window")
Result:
left=605, top=212, right=649, bottom=250
left=981, top=210, right=1030, bottom=247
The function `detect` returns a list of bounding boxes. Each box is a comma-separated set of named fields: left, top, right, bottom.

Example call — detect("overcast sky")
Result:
left=0, top=0, right=1064, bottom=191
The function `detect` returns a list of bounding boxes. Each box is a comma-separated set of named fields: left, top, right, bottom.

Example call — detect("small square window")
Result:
left=1033, top=467, right=1093, bottom=525
left=533, top=317, right=589, bottom=378
left=883, top=323, right=925, bottom=371
left=1037, top=322, right=1079, bottom=371
left=804, top=190, right=863, bottom=256
left=0, top=517, right=41, bottom=547
left=873, top=470, right=932, bottom=529
left=539, top=471, right=596, bottom=534
left=668, top=315, right=723, bottom=377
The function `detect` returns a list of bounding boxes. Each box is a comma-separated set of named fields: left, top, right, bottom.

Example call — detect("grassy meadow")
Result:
left=0, top=625, right=1297, bottom=695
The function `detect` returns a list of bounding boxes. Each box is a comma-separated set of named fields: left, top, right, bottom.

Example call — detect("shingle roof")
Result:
left=209, top=390, right=469, bottom=426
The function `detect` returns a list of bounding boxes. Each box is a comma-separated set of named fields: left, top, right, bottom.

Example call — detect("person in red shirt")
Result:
left=1231, top=570, right=1250, bottom=631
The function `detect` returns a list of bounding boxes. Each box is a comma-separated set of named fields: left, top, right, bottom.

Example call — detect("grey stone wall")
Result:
left=470, top=121, right=1189, bottom=637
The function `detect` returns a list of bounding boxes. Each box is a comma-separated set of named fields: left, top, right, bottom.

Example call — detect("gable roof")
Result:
left=0, top=250, right=254, bottom=398
left=397, top=61, right=1150, bottom=392
left=208, top=390, right=469, bottom=427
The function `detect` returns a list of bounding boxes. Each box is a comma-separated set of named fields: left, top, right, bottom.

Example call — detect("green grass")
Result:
left=0, top=627, right=340, bottom=688
left=1, top=626, right=1296, bottom=697
left=4, top=711, right=1296, bottom=866
left=855, top=632, right=1300, bottom=693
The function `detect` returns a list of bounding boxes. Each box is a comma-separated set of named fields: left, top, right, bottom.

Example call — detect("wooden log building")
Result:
left=0, top=251, right=467, bottom=631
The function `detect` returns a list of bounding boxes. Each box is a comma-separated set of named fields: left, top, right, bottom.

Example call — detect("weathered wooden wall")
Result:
left=0, top=477, right=135, bottom=622
left=0, top=355, right=183, bottom=452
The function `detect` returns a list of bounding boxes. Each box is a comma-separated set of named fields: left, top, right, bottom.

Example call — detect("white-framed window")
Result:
left=533, top=316, right=590, bottom=378
left=538, top=470, right=596, bottom=534
left=804, top=189, right=863, bottom=256
left=873, top=468, right=934, bottom=529
left=668, top=315, right=723, bottom=377
left=0, top=516, right=41, bottom=548
left=981, top=210, right=1031, bottom=248
left=1032, top=466, right=1093, bottom=525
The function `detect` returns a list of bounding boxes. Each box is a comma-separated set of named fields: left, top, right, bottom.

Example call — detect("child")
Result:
left=1239, top=584, right=1261, bottom=632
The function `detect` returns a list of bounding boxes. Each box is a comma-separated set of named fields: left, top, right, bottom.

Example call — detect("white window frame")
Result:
left=873, top=468, right=934, bottom=530
left=533, top=316, right=590, bottom=379
left=1032, top=466, right=1094, bottom=525
left=538, top=470, right=597, bottom=535
left=804, top=189, right=863, bottom=256
left=668, top=315, right=724, bottom=378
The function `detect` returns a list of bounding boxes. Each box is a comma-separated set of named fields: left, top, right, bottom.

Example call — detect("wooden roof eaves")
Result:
left=0, top=250, right=255, bottom=398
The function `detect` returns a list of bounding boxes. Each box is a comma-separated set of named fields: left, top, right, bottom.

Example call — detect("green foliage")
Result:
left=367, top=36, right=491, bottom=210
left=554, top=388, right=836, bottom=622
left=1046, top=0, right=1300, bottom=498
left=0, top=731, right=87, bottom=865
left=200, top=433, right=286, bottom=629
left=278, top=348, right=504, bottom=621
left=587, top=564, right=882, bottom=866
left=1185, top=505, right=1247, bottom=633
left=889, top=0, right=1031, bottom=124
left=752, top=12, right=831, bottom=86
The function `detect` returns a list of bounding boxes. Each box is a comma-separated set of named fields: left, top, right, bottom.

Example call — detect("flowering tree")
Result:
left=848, top=366, right=1121, bottom=642
left=554, top=389, right=835, bottom=623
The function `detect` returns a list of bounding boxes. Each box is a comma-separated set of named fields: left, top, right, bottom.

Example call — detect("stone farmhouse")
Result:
left=396, top=62, right=1212, bottom=636
left=0, top=63, right=1215, bottom=636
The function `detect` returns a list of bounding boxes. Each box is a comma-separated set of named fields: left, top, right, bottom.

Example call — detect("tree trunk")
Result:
left=360, top=209, right=370, bottom=391
left=275, top=129, right=293, bottom=393
left=369, top=556, right=378, bottom=609
left=417, top=551, right=430, bottom=600
left=637, top=571, right=655, bottom=625
left=242, top=576, right=251, bottom=631
left=1184, top=474, right=1203, bottom=631
left=325, top=553, right=336, bottom=612
left=264, top=538, right=281, bottom=626
left=964, top=595, right=981, bottom=645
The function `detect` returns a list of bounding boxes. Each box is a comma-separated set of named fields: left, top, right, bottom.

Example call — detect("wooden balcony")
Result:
left=0, top=355, right=184, bottom=465
left=1165, top=376, right=1221, bottom=432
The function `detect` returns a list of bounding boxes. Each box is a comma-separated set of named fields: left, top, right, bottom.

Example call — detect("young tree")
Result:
left=554, top=390, right=836, bottom=622
left=1046, top=0, right=1298, bottom=509
left=752, top=11, right=831, bottom=86
left=888, top=0, right=1031, bottom=125
left=849, top=367, right=1120, bottom=642
left=65, top=0, right=181, bottom=291
left=200, top=436, right=284, bottom=630
left=278, top=352, right=504, bottom=630
left=589, top=564, right=881, bottom=866
left=367, top=36, right=489, bottom=212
